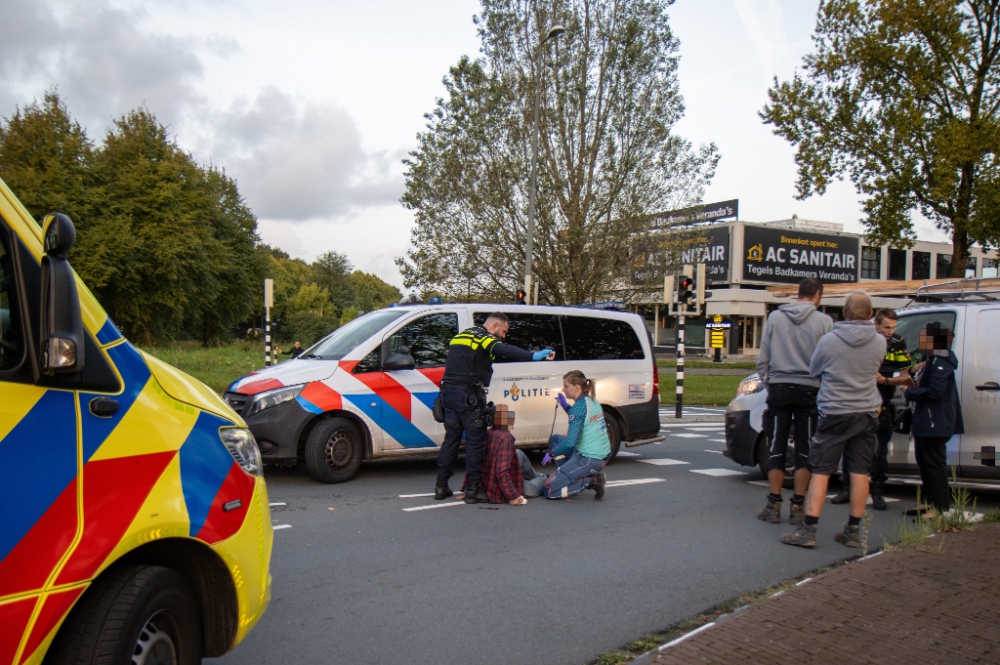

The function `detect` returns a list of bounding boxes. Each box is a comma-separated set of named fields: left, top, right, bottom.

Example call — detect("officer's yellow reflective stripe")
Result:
left=450, top=333, right=496, bottom=351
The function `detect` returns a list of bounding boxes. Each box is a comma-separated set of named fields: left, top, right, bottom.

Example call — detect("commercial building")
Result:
left=634, top=205, right=999, bottom=357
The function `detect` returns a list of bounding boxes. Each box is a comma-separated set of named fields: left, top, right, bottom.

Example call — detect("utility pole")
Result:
left=523, top=24, right=565, bottom=305
left=264, top=278, right=274, bottom=366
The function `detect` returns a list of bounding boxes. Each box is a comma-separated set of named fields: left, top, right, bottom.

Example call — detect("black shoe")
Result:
left=592, top=472, right=606, bottom=500
left=830, top=490, right=850, bottom=505
left=870, top=481, right=887, bottom=511
left=434, top=485, right=453, bottom=500
left=463, top=482, right=489, bottom=504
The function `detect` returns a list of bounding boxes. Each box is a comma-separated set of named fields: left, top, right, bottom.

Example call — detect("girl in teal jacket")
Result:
left=543, top=370, right=611, bottom=499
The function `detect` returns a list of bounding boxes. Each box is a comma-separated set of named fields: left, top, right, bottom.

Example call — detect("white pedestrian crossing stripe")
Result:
left=670, top=433, right=708, bottom=439
left=691, top=468, right=748, bottom=477
left=638, top=458, right=690, bottom=466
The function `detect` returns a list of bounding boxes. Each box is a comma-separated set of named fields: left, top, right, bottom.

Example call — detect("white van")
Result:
left=723, top=278, right=1000, bottom=488
left=225, top=304, right=664, bottom=482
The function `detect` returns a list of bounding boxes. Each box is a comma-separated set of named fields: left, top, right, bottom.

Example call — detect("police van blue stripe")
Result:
left=343, top=394, right=437, bottom=449
left=412, top=392, right=439, bottom=411
left=0, top=390, right=78, bottom=562
left=79, top=343, right=152, bottom=462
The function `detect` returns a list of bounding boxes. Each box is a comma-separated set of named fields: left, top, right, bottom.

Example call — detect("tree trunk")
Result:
left=950, top=165, right=974, bottom=278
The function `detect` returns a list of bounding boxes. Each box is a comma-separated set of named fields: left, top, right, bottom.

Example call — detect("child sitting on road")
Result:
left=542, top=370, right=610, bottom=500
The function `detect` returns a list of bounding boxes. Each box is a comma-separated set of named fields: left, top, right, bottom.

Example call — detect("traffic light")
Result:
left=678, top=275, right=694, bottom=304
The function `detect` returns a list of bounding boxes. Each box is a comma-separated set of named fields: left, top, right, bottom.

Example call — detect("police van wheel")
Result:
left=305, top=417, right=364, bottom=483
left=603, top=412, right=622, bottom=462
left=46, top=565, right=201, bottom=665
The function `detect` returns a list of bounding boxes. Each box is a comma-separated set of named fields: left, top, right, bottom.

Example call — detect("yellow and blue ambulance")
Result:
left=0, top=178, right=272, bottom=664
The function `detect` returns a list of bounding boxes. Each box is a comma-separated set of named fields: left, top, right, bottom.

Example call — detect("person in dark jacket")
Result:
left=903, top=322, right=964, bottom=519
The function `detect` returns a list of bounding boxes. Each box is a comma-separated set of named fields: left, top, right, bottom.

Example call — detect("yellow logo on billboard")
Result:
left=713, top=314, right=723, bottom=324
left=747, top=243, right=764, bottom=262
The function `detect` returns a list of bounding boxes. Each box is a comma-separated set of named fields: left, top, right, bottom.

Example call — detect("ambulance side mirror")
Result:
left=40, top=213, right=84, bottom=374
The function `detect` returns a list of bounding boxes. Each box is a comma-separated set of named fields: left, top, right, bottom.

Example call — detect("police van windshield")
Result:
left=305, top=309, right=406, bottom=360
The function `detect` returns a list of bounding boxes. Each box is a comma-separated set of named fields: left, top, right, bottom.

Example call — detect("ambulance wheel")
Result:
left=47, top=565, right=201, bottom=665
left=305, top=417, right=364, bottom=483
left=603, top=412, right=622, bottom=462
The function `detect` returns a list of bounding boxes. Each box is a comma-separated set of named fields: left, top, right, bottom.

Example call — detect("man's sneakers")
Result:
left=434, top=485, right=453, bottom=501
left=789, top=501, right=806, bottom=526
left=591, top=472, right=607, bottom=500
left=757, top=499, right=782, bottom=524
left=781, top=524, right=818, bottom=548
left=835, top=523, right=861, bottom=547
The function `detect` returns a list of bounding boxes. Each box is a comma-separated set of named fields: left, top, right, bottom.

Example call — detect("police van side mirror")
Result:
left=383, top=352, right=415, bottom=372
left=40, top=213, right=84, bottom=374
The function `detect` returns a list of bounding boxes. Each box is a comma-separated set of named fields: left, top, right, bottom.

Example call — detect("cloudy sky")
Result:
left=0, top=0, right=948, bottom=288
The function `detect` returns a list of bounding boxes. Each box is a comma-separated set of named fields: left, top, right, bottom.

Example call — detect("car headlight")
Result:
left=244, top=385, right=304, bottom=418
left=736, top=376, right=764, bottom=396
left=219, top=428, right=263, bottom=477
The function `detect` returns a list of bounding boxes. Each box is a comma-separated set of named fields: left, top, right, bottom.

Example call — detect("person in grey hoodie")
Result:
left=782, top=292, right=886, bottom=549
left=756, top=278, right=833, bottom=526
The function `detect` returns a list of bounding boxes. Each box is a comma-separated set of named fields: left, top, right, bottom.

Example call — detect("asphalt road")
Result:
left=208, top=407, right=995, bottom=665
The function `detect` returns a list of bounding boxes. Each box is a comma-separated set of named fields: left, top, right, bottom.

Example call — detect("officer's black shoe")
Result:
left=434, top=485, right=453, bottom=501
left=870, top=481, right=887, bottom=511
left=463, top=482, right=489, bottom=504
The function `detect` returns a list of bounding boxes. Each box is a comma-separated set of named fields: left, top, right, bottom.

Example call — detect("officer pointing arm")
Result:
left=434, top=312, right=553, bottom=503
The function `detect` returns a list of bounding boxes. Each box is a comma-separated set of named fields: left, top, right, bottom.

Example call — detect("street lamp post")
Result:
left=524, top=24, right=565, bottom=305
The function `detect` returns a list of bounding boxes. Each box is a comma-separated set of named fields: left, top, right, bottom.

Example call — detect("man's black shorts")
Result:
left=807, top=412, right=878, bottom=476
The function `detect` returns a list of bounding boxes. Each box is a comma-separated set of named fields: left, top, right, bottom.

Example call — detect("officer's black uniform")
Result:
left=872, top=333, right=912, bottom=487
left=435, top=325, right=534, bottom=500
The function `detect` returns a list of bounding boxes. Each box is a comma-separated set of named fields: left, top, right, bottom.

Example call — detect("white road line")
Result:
left=747, top=480, right=769, bottom=487
left=606, top=478, right=666, bottom=487
left=670, top=433, right=708, bottom=439
left=709, top=439, right=727, bottom=443
left=704, top=450, right=723, bottom=454
left=638, top=458, right=690, bottom=466
left=272, top=524, right=292, bottom=530
left=403, top=502, right=467, bottom=512
left=616, top=451, right=641, bottom=457
left=691, top=468, right=748, bottom=477
left=399, top=493, right=435, bottom=498
left=269, top=502, right=286, bottom=507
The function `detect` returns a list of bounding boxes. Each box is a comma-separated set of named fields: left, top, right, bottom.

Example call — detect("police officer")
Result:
left=435, top=312, right=553, bottom=503
left=830, top=308, right=912, bottom=509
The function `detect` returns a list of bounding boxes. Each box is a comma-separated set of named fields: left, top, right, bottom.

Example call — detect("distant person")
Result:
left=903, top=322, right=964, bottom=520
left=277, top=341, right=304, bottom=358
left=831, top=309, right=913, bottom=509
left=542, top=371, right=610, bottom=500
left=516, top=289, right=528, bottom=305
left=782, top=292, right=885, bottom=549
left=755, top=278, right=833, bottom=526
left=456, top=404, right=543, bottom=505
left=435, top=312, right=553, bottom=503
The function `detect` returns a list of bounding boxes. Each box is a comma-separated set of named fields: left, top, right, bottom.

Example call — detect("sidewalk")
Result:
left=648, top=522, right=1000, bottom=664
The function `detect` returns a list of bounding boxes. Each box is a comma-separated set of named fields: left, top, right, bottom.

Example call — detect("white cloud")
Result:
left=731, top=0, right=788, bottom=88
left=210, top=86, right=403, bottom=221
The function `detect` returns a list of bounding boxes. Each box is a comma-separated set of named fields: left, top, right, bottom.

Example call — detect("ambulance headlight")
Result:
left=220, top=428, right=263, bottom=477
left=244, top=385, right=304, bottom=418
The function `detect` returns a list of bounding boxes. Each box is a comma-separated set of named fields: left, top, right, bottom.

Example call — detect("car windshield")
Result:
left=304, top=309, right=406, bottom=360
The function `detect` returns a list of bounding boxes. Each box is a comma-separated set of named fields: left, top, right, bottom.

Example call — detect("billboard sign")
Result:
left=680, top=225, right=730, bottom=284
left=649, top=199, right=738, bottom=230
left=742, top=226, right=859, bottom=284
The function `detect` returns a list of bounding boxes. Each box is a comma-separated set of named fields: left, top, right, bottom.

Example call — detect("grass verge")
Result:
left=138, top=340, right=267, bottom=393
left=658, top=374, right=742, bottom=405
left=657, top=359, right=757, bottom=371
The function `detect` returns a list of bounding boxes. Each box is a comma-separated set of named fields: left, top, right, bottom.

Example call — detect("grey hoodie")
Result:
left=757, top=302, right=833, bottom=387
left=809, top=320, right=887, bottom=415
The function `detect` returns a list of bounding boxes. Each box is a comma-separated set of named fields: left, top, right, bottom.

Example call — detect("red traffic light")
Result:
left=678, top=275, right=694, bottom=303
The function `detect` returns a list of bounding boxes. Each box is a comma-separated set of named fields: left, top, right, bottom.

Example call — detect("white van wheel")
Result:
left=305, top=417, right=364, bottom=483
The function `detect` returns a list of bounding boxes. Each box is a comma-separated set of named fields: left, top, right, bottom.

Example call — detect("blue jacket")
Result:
left=904, top=351, right=964, bottom=438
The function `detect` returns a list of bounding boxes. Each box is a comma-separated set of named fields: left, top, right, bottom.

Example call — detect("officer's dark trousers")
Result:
left=870, top=425, right=893, bottom=484
left=436, top=388, right=488, bottom=487
left=915, top=436, right=951, bottom=513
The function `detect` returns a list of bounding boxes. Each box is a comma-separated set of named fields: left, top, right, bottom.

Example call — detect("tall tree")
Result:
left=348, top=270, right=402, bottom=312
left=399, top=0, right=718, bottom=303
left=763, top=0, right=1000, bottom=276
left=311, top=250, right=355, bottom=316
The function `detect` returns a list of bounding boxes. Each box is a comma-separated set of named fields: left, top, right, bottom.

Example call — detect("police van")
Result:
left=225, top=305, right=664, bottom=483
left=0, top=180, right=272, bottom=664
left=723, top=278, right=1000, bottom=487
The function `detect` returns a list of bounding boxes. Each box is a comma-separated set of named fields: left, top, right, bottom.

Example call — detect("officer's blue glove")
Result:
left=532, top=349, right=554, bottom=361
left=556, top=393, right=570, bottom=411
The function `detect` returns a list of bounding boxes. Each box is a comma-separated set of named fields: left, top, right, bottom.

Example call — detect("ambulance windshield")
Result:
left=305, top=309, right=406, bottom=360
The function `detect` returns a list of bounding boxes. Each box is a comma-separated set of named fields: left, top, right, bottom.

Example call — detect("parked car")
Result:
left=724, top=278, right=1000, bottom=488
left=225, top=304, right=665, bottom=483
left=0, top=179, right=272, bottom=665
